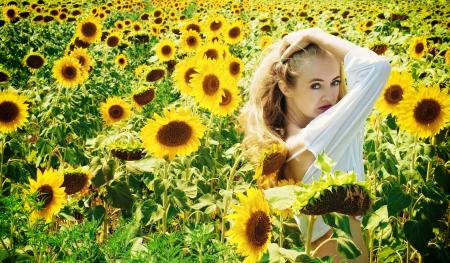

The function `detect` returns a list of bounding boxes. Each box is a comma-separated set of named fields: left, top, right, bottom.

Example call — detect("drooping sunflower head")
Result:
left=180, top=29, right=202, bottom=52
left=397, top=85, right=450, bottom=139
left=100, top=96, right=132, bottom=126
left=173, top=56, right=199, bottom=96
left=52, top=56, right=84, bottom=88
left=61, top=167, right=92, bottom=196
left=0, top=90, right=29, bottom=134
left=226, top=188, right=272, bottom=263
left=369, top=42, right=388, bottom=55
left=3, top=5, right=19, bottom=22
left=375, top=70, right=413, bottom=117
left=132, top=85, right=156, bottom=111
left=115, top=54, right=128, bottom=69
left=23, top=52, right=45, bottom=72
left=76, top=16, right=102, bottom=44
left=27, top=168, right=66, bottom=223
left=155, top=39, right=177, bottom=62
left=409, top=37, right=428, bottom=59
left=145, top=66, right=166, bottom=83
left=254, top=143, right=287, bottom=181
left=139, top=107, right=206, bottom=161
left=224, top=20, right=245, bottom=45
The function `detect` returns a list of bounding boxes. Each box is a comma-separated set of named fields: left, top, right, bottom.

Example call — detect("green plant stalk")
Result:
left=279, top=214, right=284, bottom=248
left=162, top=159, right=170, bottom=233
left=368, top=230, right=374, bottom=263
left=425, top=136, right=435, bottom=181
left=305, top=215, right=317, bottom=256
left=220, top=153, right=243, bottom=243
left=101, top=200, right=108, bottom=243
left=204, top=114, right=215, bottom=148
left=0, top=136, right=5, bottom=194
left=406, top=136, right=418, bottom=263
left=0, top=237, right=13, bottom=262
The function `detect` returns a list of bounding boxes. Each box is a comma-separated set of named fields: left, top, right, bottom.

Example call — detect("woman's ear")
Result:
left=278, top=80, right=293, bottom=97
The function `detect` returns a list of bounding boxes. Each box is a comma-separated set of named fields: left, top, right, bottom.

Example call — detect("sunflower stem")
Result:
left=279, top=214, right=284, bottom=248
left=0, top=136, right=5, bottom=194
left=305, top=215, right=317, bottom=256
left=162, top=159, right=170, bottom=234
left=204, top=114, right=215, bottom=148
left=406, top=136, right=418, bottom=263
left=425, top=136, right=435, bottom=181
left=369, top=229, right=374, bottom=263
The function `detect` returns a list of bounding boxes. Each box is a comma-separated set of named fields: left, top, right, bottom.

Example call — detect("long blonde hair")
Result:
left=238, top=40, right=347, bottom=164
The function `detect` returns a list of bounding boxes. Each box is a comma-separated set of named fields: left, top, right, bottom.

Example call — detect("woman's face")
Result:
left=287, top=53, right=341, bottom=120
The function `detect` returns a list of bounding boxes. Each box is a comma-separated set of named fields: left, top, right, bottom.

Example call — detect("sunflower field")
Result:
left=0, top=0, right=449, bottom=262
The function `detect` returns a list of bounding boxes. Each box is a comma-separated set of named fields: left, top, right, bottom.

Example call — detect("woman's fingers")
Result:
left=279, top=31, right=310, bottom=62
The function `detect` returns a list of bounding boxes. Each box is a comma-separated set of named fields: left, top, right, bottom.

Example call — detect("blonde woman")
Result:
left=238, top=28, right=391, bottom=262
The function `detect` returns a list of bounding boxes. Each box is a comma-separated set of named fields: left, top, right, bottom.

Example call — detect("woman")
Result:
left=238, top=28, right=391, bottom=262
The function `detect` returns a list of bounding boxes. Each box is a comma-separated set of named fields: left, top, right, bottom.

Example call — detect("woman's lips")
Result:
left=319, top=105, right=332, bottom=111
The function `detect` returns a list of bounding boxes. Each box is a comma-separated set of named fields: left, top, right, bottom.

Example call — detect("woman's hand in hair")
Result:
left=279, top=28, right=324, bottom=62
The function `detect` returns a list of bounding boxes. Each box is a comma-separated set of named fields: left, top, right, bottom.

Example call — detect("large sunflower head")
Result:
left=155, top=39, right=177, bottom=62
left=139, top=107, right=206, bottom=161
left=76, top=16, right=102, bottom=44
left=253, top=143, right=288, bottom=181
left=52, top=56, right=84, bottom=88
left=180, top=29, right=202, bottom=52
left=2, top=5, right=19, bottom=22
left=224, top=20, right=245, bottom=45
left=409, top=37, right=428, bottom=59
left=61, top=167, right=92, bottom=196
left=397, top=85, right=450, bottom=139
left=27, top=168, right=66, bottom=223
left=375, top=70, right=413, bottom=117
left=190, top=59, right=228, bottom=111
left=132, top=85, right=156, bottom=111
left=226, top=188, right=272, bottom=263
left=23, top=52, right=45, bottom=72
left=0, top=90, right=29, bottom=134
left=67, top=47, right=93, bottom=74
left=173, top=56, right=199, bottom=96
left=100, top=97, right=132, bottom=126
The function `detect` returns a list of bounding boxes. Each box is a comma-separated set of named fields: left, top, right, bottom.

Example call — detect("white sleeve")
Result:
left=286, top=47, right=392, bottom=163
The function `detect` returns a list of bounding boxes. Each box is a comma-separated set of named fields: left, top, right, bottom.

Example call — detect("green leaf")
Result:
left=316, top=152, right=336, bottom=174
left=365, top=205, right=388, bottom=231
left=322, top=213, right=352, bottom=237
left=263, top=185, right=301, bottom=211
left=433, top=164, right=450, bottom=194
left=404, top=220, right=434, bottom=252
left=387, top=185, right=411, bottom=216
left=106, top=181, right=134, bottom=218
left=335, top=235, right=362, bottom=260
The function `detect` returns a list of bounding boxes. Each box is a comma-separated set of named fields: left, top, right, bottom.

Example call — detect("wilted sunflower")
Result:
left=115, top=54, right=128, bottom=69
left=2, top=5, right=19, bottom=22
left=23, top=52, right=45, bottom=72
left=132, top=86, right=156, bottom=111
left=196, top=40, right=227, bottom=61
left=27, top=168, right=66, bottom=223
left=0, top=90, right=29, bottom=133
left=145, top=66, right=166, bottom=82
left=190, top=59, right=229, bottom=111
left=173, top=56, right=199, bottom=96
left=225, top=56, right=244, bottom=81
left=211, top=84, right=242, bottom=116
left=409, top=37, right=428, bottom=59
left=139, top=107, right=206, bottom=160
left=100, top=97, right=131, bottom=126
left=224, top=20, right=245, bottom=45
left=180, top=29, right=202, bottom=52
left=375, top=70, right=413, bottom=117
left=76, top=17, right=102, bottom=44
left=226, top=188, right=272, bottom=263
left=68, top=47, right=92, bottom=74
left=61, top=167, right=92, bottom=196
left=396, top=85, right=450, bottom=139
left=105, top=31, right=122, bottom=48
left=155, top=39, right=177, bottom=62
left=53, top=56, right=84, bottom=88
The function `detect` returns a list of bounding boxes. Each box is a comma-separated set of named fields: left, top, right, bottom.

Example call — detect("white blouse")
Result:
left=286, top=46, right=392, bottom=243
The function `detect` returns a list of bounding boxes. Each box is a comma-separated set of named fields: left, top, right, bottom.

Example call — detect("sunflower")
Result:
left=76, top=17, right=102, bottom=44
left=100, top=97, right=131, bottom=126
left=375, top=70, right=413, bottom=117
left=396, top=84, right=450, bottom=139
left=61, top=167, right=92, bottom=196
left=181, top=18, right=202, bottom=33
left=224, top=20, right=245, bottom=45
left=211, top=84, right=242, bottom=116
left=135, top=64, right=151, bottom=79
left=259, top=35, right=273, bottom=51
left=53, top=56, right=84, bottom=88
left=115, top=54, right=128, bottom=69
left=23, top=52, right=45, bottom=72
left=173, top=56, right=199, bottom=96
left=0, top=68, right=11, bottom=83
left=225, top=55, right=244, bottom=81
left=155, top=39, right=177, bottom=62
left=409, top=37, right=428, bottom=59
left=105, top=31, right=122, bottom=48
left=180, top=29, right=202, bottom=52
left=226, top=188, right=272, bottom=263
left=204, top=14, right=226, bottom=37
left=139, top=107, right=206, bottom=160
left=2, top=5, right=19, bottom=22
left=445, top=49, right=450, bottom=65
left=0, top=90, right=29, bottom=134
left=131, top=21, right=143, bottom=32
left=132, top=86, right=156, bottom=111
left=27, top=168, right=66, bottom=223
left=190, top=59, right=229, bottom=111
left=114, top=20, right=124, bottom=30
left=145, top=66, right=166, bottom=82
left=67, top=47, right=92, bottom=74
left=196, top=40, right=227, bottom=61
left=254, top=143, right=287, bottom=181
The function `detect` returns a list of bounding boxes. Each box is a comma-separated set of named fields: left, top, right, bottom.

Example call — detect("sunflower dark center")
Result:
left=229, top=27, right=241, bottom=38
left=133, top=88, right=155, bottom=106
left=62, top=65, right=77, bottom=80
left=36, top=184, right=54, bottom=209
left=107, top=36, right=119, bottom=47
left=205, top=49, right=219, bottom=59
left=384, top=84, right=403, bottom=104
left=366, top=21, right=373, bottom=27
left=187, top=36, right=197, bottom=46
left=0, top=101, right=19, bottom=123
left=118, top=58, right=125, bottom=64
left=156, top=121, right=193, bottom=147
left=246, top=210, right=271, bottom=247
left=186, top=24, right=200, bottom=33
left=76, top=55, right=86, bottom=66
left=262, top=152, right=286, bottom=175
left=413, top=99, right=441, bottom=125
left=146, top=69, right=165, bottom=82
left=202, top=74, right=220, bottom=95
left=220, top=89, right=232, bottom=106
left=108, top=105, right=124, bottom=119
left=229, top=62, right=240, bottom=75
left=0, top=72, right=9, bottom=82
left=62, top=172, right=88, bottom=195
left=134, top=25, right=140, bottom=31
left=81, top=22, right=97, bottom=37
left=26, top=55, right=44, bottom=69
left=161, top=45, right=172, bottom=56
left=210, top=21, right=222, bottom=31
left=184, top=68, right=197, bottom=84
left=415, top=43, right=424, bottom=54
left=7, top=9, right=16, bottom=18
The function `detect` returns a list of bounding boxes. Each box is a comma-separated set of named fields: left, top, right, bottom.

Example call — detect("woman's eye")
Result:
left=332, top=80, right=341, bottom=86
left=311, top=83, right=321, bottom=89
